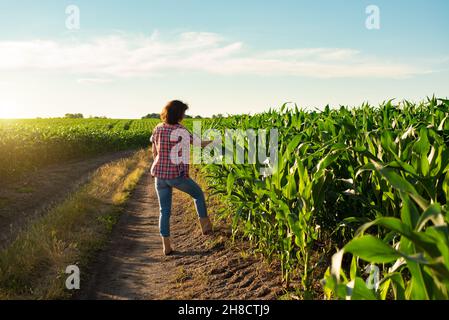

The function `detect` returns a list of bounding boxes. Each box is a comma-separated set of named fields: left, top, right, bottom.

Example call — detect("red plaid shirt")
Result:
left=150, top=123, right=194, bottom=179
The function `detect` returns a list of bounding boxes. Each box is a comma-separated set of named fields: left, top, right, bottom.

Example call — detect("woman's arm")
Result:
left=150, top=132, right=158, bottom=158
left=201, top=140, right=214, bottom=148
left=183, top=125, right=215, bottom=148
left=188, top=128, right=214, bottom=148
left=152, top=142, right=158, bottom=158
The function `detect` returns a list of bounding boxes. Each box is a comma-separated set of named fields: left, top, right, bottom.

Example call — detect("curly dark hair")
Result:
left=160, top=100, right=189, bottom=125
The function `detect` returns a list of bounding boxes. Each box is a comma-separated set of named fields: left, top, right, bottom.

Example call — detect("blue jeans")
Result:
left=155, top=177, right=208, bottom=237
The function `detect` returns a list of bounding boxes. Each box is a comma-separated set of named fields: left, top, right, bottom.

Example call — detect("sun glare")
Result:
left=0, top=101, right=27, bottom=119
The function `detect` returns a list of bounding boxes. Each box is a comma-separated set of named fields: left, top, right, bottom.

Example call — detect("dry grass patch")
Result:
left=0, top=150, right=149, bottom=300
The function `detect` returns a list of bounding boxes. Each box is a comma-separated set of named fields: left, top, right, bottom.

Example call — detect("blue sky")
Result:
left=0, top=0, right=448, bottom=118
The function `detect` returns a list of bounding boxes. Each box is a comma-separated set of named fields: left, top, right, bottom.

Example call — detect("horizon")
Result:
left=0, top=0, right=448, bottom=118
left=1, top=96, right=448, bottom=120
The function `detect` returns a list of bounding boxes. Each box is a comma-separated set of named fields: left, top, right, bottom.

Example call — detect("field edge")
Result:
left=0, top=149, right=150, bottom=300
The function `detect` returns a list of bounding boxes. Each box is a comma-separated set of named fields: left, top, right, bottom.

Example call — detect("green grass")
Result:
left=0, top=118, right=158, bottom=181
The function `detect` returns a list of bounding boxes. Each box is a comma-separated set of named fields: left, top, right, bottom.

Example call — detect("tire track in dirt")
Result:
left=78, top=169, right=283, bottom=300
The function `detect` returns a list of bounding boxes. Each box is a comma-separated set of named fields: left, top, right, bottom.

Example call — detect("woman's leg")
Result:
left=155, top=178, right=173, bottom=237
left=170, top=177, right=208, bottom=218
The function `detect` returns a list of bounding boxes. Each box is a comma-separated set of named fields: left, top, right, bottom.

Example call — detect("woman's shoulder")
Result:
left=153, top=122, right=165, bottom=131
left=154, top=122, right=186, bottom=131
left=175, top=123, right=187, bottom=129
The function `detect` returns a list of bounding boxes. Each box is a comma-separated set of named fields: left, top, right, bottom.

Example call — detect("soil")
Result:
left=1, top=150, right=285, bottom=300
left=77, top=170, right=284, bottom=300
left=0, top=150, right=136, bottom=249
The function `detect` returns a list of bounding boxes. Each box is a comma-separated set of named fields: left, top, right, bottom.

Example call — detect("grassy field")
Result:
left=0, top=118, right=159, bottom=181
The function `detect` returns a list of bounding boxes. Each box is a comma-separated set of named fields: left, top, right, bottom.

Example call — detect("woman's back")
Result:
left=150, top=122, right=192, bottom=179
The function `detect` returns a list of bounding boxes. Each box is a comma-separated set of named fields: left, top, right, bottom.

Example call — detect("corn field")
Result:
left=2, top=98, right=449, bottom=300
left=202, top=97, right=449, bottom=300
left=0, top=118, right=159, bottom=180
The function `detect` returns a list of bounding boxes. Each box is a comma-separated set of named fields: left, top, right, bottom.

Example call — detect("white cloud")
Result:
left=0, top=31, right=427, bottom=79
left=77, top=78, right=114, bottom=84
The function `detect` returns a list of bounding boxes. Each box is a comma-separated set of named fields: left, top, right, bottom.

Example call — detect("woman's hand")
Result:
left=201, top=140, right=215, bottom=148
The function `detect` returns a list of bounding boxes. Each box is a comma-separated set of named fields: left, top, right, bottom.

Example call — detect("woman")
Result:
left=150, top=100, right=213, bottom=255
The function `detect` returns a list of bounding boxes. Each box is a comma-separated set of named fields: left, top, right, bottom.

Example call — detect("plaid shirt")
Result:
left=150, top=123, right=194, bottom=179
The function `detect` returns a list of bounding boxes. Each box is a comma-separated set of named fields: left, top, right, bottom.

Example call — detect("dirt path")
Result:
left=79, top=170, right=166, bottom=299
left=0, top=150, right=137, bottom=249
left=79, top=170, right=283, bottom=300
